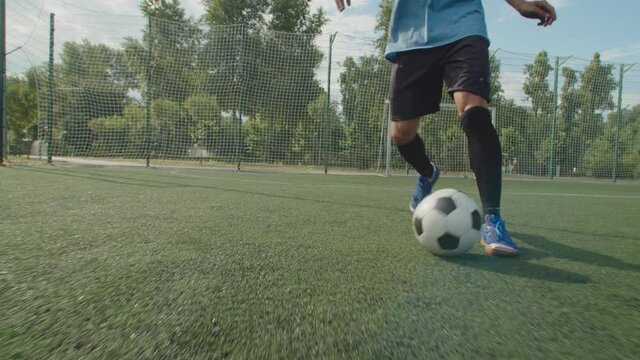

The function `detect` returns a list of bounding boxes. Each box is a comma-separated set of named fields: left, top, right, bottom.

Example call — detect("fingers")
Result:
left=535, top=1, right=557, bottom=26
left=335, top=0, right=351, bottom=12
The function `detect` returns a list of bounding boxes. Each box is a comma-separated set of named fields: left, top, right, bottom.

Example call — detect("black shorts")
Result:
left=389, top=35, right=491, bottom=121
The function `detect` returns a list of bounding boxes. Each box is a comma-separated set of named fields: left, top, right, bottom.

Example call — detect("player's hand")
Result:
left=512, top=0, right=557, bottom=26
left=335, top=0, right=351, bottom=12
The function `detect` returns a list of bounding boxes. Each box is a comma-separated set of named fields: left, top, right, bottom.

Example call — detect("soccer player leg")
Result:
left=456, top=95, right=518, bottom=256
left=389, top=56, right=441, bottom=211
left=444, top=36, right=518, bottom=255
left=391, top=118, right=433, bottom=177
left=444, top=36, right=500, bottom=217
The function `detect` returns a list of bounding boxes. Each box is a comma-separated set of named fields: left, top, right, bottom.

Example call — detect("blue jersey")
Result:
left=385, top=0, right=489, bottom=61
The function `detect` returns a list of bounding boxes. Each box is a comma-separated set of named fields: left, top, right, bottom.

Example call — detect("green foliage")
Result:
left=339, top=55, right=390, bottom=169
left=523, top=51, right=554, bottom=117
left=204, top=0, right=269, bottom=28
left=375, top=0, right=393, bottom=53
left=7, top=72, right=38, bottom=142
left=54, top=41, right=132, bottom=155
left=500, top=127, right=522, bottom=165
left=184, top=95, right=222, bottom=153
left=307, top=94, right=344, bottom=166
left=268, top=0, right=326, bottom=35
left=489, top=53, right=505, bottom=104
left=11, top=0, right=637, bottom=178
left=580, top=126, right=614, bottom=178
left=87, top=105, right=147, bottom=157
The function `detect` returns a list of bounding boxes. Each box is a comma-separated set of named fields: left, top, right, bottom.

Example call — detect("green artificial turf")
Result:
left=1, top=166, right=639, bottom=359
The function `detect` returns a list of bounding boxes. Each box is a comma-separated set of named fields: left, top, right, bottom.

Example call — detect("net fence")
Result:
left=6, top=2, right=640, bottom=180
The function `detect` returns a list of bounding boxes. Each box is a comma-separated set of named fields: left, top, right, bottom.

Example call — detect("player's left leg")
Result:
left=453, top=93, right=518, bottom=257
left=389, top=49, right=444, bottom=212
left=443, top=36, right=518, bottom=256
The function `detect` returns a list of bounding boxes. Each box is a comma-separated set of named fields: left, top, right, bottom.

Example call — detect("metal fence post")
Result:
left=324, top=33, right=336, bottom=175
left=47, top=13, right=55, bottom=164
left=613, top=63, right=636, bottom=182
left=145, top=17, right=153, bottom=168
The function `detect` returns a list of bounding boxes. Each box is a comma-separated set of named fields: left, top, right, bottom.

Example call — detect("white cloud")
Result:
left=324, top=13, right=377, bottom=36
left=179, top=0, right=206, bottom=19
left=500, top=70, right=528, bottom=105
left=601, top=43, right=640, bottom=61
left=548, top=0, right=571, bottom=9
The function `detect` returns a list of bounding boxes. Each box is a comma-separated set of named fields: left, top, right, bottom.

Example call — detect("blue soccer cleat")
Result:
left=410, top=163, right=439, bottom=212
left=480, top=214, right=519, bottom=257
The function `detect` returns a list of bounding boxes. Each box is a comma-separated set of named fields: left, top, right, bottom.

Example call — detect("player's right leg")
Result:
left=389, top=50, right=443, bottom=212
left=391, top=120, right=440, bottom=212
left=443, top=36, right=518, bottom=256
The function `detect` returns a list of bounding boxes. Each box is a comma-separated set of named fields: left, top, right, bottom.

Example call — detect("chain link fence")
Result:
left=6, top=4, right=640, bottom=180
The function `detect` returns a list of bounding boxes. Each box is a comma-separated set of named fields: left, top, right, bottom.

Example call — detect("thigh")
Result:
left=442, top=36, right=491, bottom=103
left=390, top=49, right=444, bottom=121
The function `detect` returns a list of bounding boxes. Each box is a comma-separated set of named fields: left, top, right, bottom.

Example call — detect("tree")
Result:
left=521, top=51, right=555, bottom=174
left=7, top=71, right=38, bottom=143
left=184, top=94, right=223, bottom=155
left=576, top=53, right=616, bottom=142
left=268, top=0, right=326, bottom=35
left=573, top=53, right=617, bottom=173
left=204, top=0, right=268, bottom=29
left=374, top=0, right=393, bottom=53
left=202, top=0, right=328, bottom=163
left=584, top=104, right=640, bottom=179
left=489, top=53, right=505, bottom=104
left=152, top=99, right=188, bottom=157
left=523, top=51, right=554, bottom=117
left=127, top=0, right=202, bottom=102
left=557, top=66, right=581, bottom=170
left=307, top=94, right=343, bottom=165
left=339, top=56, right=390, bottom=169
left=55, top=41, right=132, bottom=155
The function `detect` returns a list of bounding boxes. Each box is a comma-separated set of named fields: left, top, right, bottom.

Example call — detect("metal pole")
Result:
left=235, top=25, right=246, bottom=172
left=145, top=17, right=153, bottom=167
left=47, top=13, right=55, bottom=164
left=549, top=56, right=571, bottom=179
left=0, top=0, right=6, bottom=165
left=385, top=100, right=392, bottom=177
left=613, top=63, right=636, bottom=182
left=549, top=57, right=560, bottom=179
left=324, top=33, right=336, bottom=175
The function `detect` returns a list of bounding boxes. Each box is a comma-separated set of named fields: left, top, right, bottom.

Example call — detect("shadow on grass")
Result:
left=443, top=246, right=591, bottom=284
left=512, top=232, right=640, bottom=273
left=514, top=223, right=638, bottom=243
left=18, top=167, right=407, bottom=214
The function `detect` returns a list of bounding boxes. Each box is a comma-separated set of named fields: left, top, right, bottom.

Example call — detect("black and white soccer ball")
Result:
left=412, top=188, right=482, bottom=256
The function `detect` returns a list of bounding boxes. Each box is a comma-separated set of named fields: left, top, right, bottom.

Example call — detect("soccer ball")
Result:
left=412, top=188, right=482, bottom=256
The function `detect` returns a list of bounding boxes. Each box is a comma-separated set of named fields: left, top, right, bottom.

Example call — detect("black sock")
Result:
left=461, top=106, right=501, bottom=217
left=396, top=135, right=434, bottom=178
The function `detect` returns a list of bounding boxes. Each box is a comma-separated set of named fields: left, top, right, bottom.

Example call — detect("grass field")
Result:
left=1, top=166, right=639, bottom=359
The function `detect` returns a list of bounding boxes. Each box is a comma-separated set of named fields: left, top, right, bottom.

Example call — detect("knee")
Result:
left=454, top=92, right=488, bottom=116
left=391, top=120, right=420, bottom=145
left=460, top=106, right=495, bottom=138
left=391, top=126, right=416, bottom=145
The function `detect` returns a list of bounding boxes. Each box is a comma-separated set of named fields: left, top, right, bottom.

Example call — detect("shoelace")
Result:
left=493, top=218, right=512, bottom=244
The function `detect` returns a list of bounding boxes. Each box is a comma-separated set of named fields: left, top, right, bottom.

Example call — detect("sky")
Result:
left=313, top=0, right=640, bottom=62
left=6, top=0, right=640, bottom=106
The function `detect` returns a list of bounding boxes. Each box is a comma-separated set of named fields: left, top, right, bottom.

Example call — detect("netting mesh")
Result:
left=6, top=2, right=640, bottom=180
